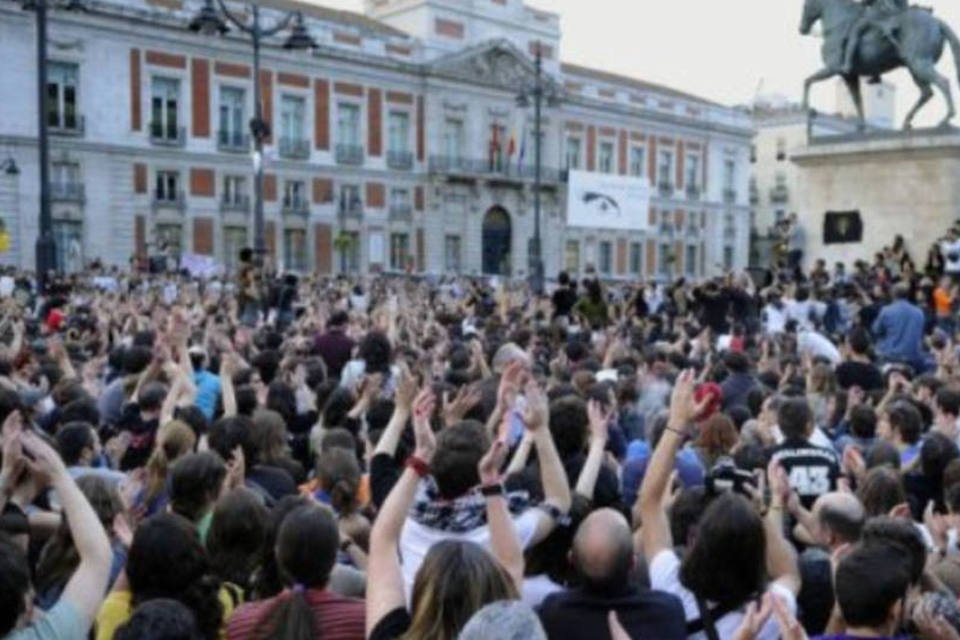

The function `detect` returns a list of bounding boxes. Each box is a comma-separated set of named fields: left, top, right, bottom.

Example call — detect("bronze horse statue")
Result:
left=800, top=0, right=960, bottom=129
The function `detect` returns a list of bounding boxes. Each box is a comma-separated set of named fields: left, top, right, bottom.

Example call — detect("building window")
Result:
left=598, top=141, right=615, bottom=174
left=154, top=170, right=180, bottom=202
left=629, top=241, right=642, bottom=274
left=565, top=240, right=580, bottom=272
left=340, top=184, right=362, bottom=215
left=723, top=245, right=735, bottom=270
left=685, top=245, right=698, bottom=276
left=629, top=146, right=645, bottom=178
left=444, top=235, right=461, bottom=273
left=776, top=137, right=786, bottom=161
left=218, top=86, right=245, bottom=146
left=389, top=233, right=410, bottom=271
left=685, top=155, right=700, bottom=189
left=388, top=111, right=410, bottom=154
left=444, top=118, right=465, bottom=160
left=338, top=231, right=360, bottom=272
left=223, top=175, right=246, bottom=205
left=51, top=161, right=80, bottom=188
left=223, top=227, right=247, bottom=270
left=775, top=209, right=786, bottom=223
left=390, top=187, right=409, bottom=208
left=47, top=61, right=79, bottom=130
left=156, top=223, right=182, bottom=255
left=724, top=159, right=736, bottom=190
left=280, top=95, right=306, bottom=144
left=658, top=242, right=672, bottom=276
left=598, top=241, right=612, bottom=275
left=53, top=220, right=83, bottom=273
left=150, top=77, right=181, bottom=140
left=337, top=103, right=361, bottom=146
left=657, top=150, right=673, bottom=187
left=283, top=180, right=307, bottom=209
left=283, top=229, right=307, bottom=271
left=566, top=137, right=582, bottom=170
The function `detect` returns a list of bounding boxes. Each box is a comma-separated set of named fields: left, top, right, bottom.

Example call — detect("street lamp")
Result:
left=189, top=1, right=316, bottom=267
left=516, top=43, right=560, bottom=296
left=17, top=0, right=86, bottom=291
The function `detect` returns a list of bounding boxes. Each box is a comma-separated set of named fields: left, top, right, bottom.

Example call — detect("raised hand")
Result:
left=668, top=369, right=709, bottom=431
left=20, top=430, right=69, bottom=488
left=478, top=440, right=509, bottom=487
left=412, top=389, right=437, bottom=462
left=521, top=379, right=548, bottom=432
left=442, top=384, right=482, bottom=427
left=587, top=399, right=611, bottom=444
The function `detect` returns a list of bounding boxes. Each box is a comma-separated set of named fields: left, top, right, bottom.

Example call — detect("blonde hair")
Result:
left=143, top=420, right=197, bottom=506
left=403, top=540, right=517, bottom=640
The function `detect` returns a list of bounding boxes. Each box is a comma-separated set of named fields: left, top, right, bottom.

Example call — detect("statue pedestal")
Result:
left=792, top=127, right=960, bottom=270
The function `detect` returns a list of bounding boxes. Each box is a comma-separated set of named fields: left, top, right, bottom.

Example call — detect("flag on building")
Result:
left=517, top=123, right=527, bottom=172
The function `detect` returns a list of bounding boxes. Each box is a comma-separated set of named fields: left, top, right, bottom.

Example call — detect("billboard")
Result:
left=566, top=170, right=651, bottom=231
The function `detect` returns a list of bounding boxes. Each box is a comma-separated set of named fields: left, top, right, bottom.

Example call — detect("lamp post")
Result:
left=18, top=0, right=84, bottom=291
left=189, top=1, right=316, bottom=267
left=516, top=44, right=559, bottom=296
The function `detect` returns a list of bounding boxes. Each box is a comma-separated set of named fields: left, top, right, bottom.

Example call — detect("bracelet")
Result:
left=405, top=455, right=430, bottom=478
left=480, top=483, right=505, bottom=498
left=664, top=426, right=687, bottom=438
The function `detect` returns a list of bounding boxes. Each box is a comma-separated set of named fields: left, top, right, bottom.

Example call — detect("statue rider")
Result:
left=841, top=0, right=908, bottom=75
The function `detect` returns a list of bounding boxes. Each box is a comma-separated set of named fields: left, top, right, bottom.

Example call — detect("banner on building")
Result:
left=565, top=170, right=651, bottom=231
left=180, top=253, right=222, bottom=279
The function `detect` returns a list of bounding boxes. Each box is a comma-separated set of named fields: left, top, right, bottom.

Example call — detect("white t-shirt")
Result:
left=762, top=304, right=787, bottom=335
left=0, top=276, right=13, bottom=298
left=649, top=550, right=797, bottom=640
left=399, top=508, right=541, bottom=596
left=798, top=330, right=842, bottom=365
left=522, top=574, right=564, bottom=608
left=942, top=240, right=960, bottom=274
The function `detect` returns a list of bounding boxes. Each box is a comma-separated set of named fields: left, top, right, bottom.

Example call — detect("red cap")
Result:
left=694, top=383, right=723, bottom=421
left=45, top=308, right=65, bottom=333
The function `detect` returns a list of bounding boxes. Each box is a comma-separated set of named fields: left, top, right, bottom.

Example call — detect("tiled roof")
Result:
left=560, top=62, right=719, bottom=108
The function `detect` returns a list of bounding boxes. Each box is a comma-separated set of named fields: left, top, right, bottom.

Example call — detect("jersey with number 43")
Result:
left=770, top=440, right=841, bottom=510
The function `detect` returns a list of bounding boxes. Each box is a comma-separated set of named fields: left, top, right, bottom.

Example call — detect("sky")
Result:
left=307, top=0, right=960, bottom=127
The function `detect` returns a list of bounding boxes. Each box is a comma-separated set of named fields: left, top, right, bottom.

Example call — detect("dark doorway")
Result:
left=482, top=206, right=512, bottom=275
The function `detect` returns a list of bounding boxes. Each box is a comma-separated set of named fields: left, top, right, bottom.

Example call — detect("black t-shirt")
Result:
left=368, top=607, right=411, bottom=640
left=769, top=439, right=841, bottom=510
left=835, top=360, right=884, bottom=392
left=538, top=586, right=687, bottom=640
left=246, top=465, right=297, bottom=503
left=797, top=549, right=834, bottom=636
left=552, top=286, right=578, bottom=318
left=117, top=404, right=159, bottom=471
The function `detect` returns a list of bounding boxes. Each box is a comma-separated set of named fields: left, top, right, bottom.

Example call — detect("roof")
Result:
left=560, top=62, right=720, bottom=108
left=258, top=0, right=407, bottom=38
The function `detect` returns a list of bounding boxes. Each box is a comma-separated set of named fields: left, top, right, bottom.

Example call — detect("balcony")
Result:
left=770, top=185, right=789, bottom=204
left=217, top=129, right=250, bottom=154
left=339, top=200, right=363, bottom=221
left=389, top=203, right=413, bottom=223
left=427, top=156, right=565, bottom=184
left=49, top=115, right=85, bottom=137
left=387, top=149, right=414, bottom=171
left=657, top=181, right=674, bottom=197
left=50, top=182, right=85, bottom=203
left=279, top=137, right=311, bottom=160
left=723, top=188, right=738, bottom=204
left=282, top=198, right=309, bottom=217
left=150, top=123, right=186, bottom=148
left=220, top=194, right=250, bottom=214
left=336, top=144, right=365, bottom=166
left=151, top=190, right=186, bottom=213
left=685, top=184, right=701, bottom=201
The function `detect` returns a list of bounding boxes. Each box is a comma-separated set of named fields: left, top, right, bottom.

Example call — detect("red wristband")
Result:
left=406, top=455, right=430, bottom=478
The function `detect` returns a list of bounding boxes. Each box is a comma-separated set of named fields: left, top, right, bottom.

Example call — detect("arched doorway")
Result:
left=482, top=206, right=512, bottom=275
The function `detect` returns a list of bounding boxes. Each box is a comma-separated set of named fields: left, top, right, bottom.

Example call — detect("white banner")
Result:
left=566, top=170, right=651, bottom=231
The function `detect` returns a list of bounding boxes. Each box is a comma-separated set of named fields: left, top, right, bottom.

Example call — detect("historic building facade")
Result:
left=0, top=0, right=752, bottom=280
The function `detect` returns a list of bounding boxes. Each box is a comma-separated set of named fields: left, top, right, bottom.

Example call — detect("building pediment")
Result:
left=429, top=39, right=560, bottom=94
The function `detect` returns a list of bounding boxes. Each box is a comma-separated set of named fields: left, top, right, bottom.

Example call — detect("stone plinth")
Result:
left=792, top=128, right=960, bottom=269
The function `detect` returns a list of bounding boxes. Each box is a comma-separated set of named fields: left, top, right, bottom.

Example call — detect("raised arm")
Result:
left=373, top=364, right=415, bottom=458
left=524, top=380, right=572, bottom=545
left=640, top=370, right=704, bottom=560
left=21, top=427, right=113, bottom=629
left=766, top=460, right=802, bottom=595
left=576, top=400, right=610, bottom=501
left=479, top=440, right=524, bottom=592
left=366, top=389, right=435, bottom=637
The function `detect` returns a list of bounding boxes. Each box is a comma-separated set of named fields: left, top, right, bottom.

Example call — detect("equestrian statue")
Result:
left=800, top=0, right=960, bottom=129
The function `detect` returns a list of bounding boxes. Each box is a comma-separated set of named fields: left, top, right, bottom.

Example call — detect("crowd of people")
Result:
left=3, top=222, right=960, bottom=640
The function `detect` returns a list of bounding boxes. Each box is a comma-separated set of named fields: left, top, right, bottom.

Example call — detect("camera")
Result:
left=705, top=459, right=756, bottom=496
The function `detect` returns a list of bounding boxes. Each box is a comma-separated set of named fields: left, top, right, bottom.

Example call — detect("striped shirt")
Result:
left=226, top=589, right=365, bottom=640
